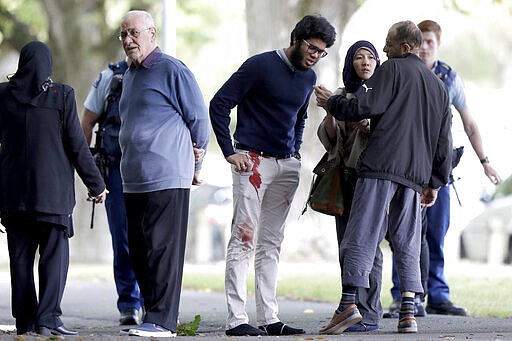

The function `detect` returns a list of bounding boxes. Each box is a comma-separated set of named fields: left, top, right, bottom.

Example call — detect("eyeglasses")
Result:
left=302, top=40, right=328, bottom=58
left=118, top=27, right=151, bottom=41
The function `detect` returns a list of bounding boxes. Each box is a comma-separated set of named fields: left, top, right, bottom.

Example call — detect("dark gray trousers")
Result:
left=340, top=178, right=423, bottom=297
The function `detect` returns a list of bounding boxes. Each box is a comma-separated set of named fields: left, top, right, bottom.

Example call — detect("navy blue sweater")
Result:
left=209, top=51, right=316, bottom=157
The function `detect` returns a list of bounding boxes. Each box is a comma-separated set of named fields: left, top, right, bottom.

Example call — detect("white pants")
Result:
left=225, top=150, right=301, bottom=329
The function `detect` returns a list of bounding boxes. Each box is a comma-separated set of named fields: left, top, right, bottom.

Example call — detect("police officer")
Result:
left=82, top=59, right=144, bottom=325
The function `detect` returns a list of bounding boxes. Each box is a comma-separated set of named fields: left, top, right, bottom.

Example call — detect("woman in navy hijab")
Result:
left=316, top=40, right=381, bottom=333
left=0, top=41, right=107, bottom=336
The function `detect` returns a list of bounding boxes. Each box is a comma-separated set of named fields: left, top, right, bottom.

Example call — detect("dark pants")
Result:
left=391, top=186, right=449, bottom=303
left=425, top=185, right=451, bottom=304
left=105, top=167, right=143, bottom=313
left=6, top=222, right=69, bottom=332
left=124, top=189, right=189, bottom=332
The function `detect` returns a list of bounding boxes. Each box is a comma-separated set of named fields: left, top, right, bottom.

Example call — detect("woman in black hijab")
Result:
left=316, top=40, right=381, bottom=333
left=0, top=41, right=107, bottom=336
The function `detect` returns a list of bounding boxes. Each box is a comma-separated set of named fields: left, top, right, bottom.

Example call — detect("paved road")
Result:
left=1, top=268, right=512, bottom=340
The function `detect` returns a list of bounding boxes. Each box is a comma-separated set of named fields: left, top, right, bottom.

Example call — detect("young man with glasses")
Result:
left=117, top=10, right=210, bottom=338
left=209, top=14, right=336, bottom=337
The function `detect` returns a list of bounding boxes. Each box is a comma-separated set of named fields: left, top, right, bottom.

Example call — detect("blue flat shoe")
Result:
left=345, top=322, right=379, bottom=332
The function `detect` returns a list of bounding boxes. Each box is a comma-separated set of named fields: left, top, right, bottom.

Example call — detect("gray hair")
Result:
left=121, top=10, right=156, bottom=28
left=394, top=20, right=422, bottom=50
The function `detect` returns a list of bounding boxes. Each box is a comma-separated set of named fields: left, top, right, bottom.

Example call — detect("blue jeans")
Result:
left=105, top=167, right=143, bottom=313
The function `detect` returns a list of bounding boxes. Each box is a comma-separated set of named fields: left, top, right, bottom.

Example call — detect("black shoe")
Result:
left=383, top=297, right=427, bottom=318
left=426, top=301, right=468, bottom=316
left=414, top=297, right=427, bottom=317
left=259, top=321, right=305, bottom=335
left=119, top=307, right=141, bottom=325
left=382, top=297, right=400, bottom=318
left=226, top=323, right=267, bottom=336
left=38, top=325, right=78, bottom=336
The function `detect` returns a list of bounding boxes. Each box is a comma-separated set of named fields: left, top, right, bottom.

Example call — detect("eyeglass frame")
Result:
left=302, top=39, right=328, bottom=58
left=118, top=27, right=151, bottom=41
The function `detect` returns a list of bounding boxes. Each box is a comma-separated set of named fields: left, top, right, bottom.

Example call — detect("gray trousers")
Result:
left=340, top=178, right=423, bottom=297
left=336, top=212, right=383, bottom=325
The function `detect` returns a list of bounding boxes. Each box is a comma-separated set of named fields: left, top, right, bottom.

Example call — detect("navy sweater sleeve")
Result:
left=209, top=56, right=261, bottom=157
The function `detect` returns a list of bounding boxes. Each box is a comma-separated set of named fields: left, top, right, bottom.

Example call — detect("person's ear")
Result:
left=149, top=27, right=157, bottom=42
left=401, top=42, right=412, bottom=54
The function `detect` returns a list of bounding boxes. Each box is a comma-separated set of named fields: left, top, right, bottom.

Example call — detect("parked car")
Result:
left=460, top=174, right=512, bottom=264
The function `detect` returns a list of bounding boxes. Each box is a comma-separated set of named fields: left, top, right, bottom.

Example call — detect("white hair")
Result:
left=121, top=10, right=156, bottom=28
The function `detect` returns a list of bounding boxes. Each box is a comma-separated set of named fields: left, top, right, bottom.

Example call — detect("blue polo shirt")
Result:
left=119, top=47, right=210, bottom=192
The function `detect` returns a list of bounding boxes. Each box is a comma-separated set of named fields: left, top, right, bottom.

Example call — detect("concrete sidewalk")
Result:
left=1, top=266, right=512, bottom=340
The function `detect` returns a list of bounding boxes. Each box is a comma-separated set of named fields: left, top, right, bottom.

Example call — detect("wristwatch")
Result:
left=480, top=156, right=489, bottom=164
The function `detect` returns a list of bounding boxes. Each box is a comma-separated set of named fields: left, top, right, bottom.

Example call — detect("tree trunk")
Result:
left=40, top=0, right=122, bottom=107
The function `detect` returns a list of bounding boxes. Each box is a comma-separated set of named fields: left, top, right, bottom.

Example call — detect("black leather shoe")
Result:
left=119, top=308, right=141, bottom=325
left=383, top=297, right=400, bottom=318
left=38, top=325, right=78, bottom=336
left=383, top=297, right=427, bottom=318
left=426, top=301, right=468, bottom=316
left=414, top=297, right=427, bottom=317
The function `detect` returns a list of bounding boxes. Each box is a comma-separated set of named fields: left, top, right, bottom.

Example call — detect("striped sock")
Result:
left=399, top=296, right=415, bottom=319
left=336, top=286, right=357, bottom=313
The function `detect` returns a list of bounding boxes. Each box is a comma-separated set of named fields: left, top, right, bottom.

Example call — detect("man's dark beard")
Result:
left=290, top=43, right=308, bottom=71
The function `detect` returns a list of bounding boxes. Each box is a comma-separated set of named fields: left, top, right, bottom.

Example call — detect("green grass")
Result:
left=182, top=267, right=512, bottom=318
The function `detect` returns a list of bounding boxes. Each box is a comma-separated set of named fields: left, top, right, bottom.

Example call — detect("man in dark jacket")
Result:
left=314, top=20, right=452, bottom=334
left=0, top=41, right=107, bottom=336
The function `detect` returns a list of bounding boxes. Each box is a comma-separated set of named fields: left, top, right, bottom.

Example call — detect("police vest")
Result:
left=97, top=60, right=128, bottom=158
left=434, top=60, right=456, bottom=91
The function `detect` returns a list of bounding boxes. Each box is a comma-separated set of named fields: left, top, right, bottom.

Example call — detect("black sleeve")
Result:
left=61, top=85, right=105, bottom=196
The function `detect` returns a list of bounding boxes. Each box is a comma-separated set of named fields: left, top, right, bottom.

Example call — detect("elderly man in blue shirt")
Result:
left=118, top=10, right=210, bottom=338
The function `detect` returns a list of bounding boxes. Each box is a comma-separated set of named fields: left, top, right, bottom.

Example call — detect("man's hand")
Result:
left=192, top=169, right=202, bottom=185
left=226, top=153, right=250, bottom=172
left=92, top=188, right=109, bottom=204
left=483, top=163, right=502, bottom=185
left=314, top=85, right=334, bottom=110
left=421, top=187, right=438, bottom=208
left=193, top=143, right=205, bottom=164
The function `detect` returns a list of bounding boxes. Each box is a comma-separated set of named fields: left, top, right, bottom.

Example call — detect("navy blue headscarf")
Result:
left=342, top=40, right=380, bottom=93
left=8, top=41, right=53, bottom=104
